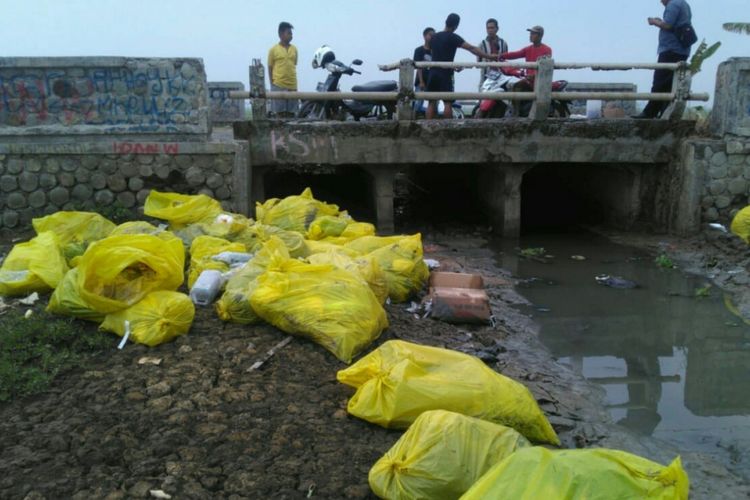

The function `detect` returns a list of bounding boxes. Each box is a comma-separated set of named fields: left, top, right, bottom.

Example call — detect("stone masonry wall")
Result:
left=208, top=82, right=245, bottom=125
left=694, top=138, right=750, bottom=224
left=0, top=57, right=210, bottom=136
left=0, top=145, right=246, bottom=229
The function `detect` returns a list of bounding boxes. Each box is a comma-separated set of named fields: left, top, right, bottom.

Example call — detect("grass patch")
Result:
left=655, top=254, right=675, bottom=269
left=0, top=309, right=112, bottom=402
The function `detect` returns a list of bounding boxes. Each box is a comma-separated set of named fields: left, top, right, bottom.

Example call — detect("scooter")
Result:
left=298, top=46, right=397, bottom=121
left=511, top=72, right=571, bottom=118
left=472, top=69, right=523, bottom=118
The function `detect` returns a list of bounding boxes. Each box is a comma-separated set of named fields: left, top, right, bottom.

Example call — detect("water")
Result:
left=496, top=232, right=750, bottom=478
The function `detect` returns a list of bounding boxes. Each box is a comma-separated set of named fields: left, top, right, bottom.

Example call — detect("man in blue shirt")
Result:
left=637, top=0, right=693, bottom=118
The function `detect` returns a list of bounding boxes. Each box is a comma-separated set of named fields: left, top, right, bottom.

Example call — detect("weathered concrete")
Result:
left=235, top=119, right=696, bottom=236
left=209, top=82, right=245, bottom=125
left=0, top=57, right=210, bottom=138
left=711, top=58, right=750, bottom=138
left=565, top=82, right=638, bottom=116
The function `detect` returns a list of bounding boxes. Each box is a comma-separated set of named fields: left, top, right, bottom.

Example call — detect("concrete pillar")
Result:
left=366, top=166, right=396, bottom=234
left=250, top=164, right=267, bottom=209
left=710, top=58, right=750, bottom=137
left=500, top=168, right=525, bottom=238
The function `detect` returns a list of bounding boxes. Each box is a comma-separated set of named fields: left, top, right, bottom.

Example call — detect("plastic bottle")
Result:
left=190, top=270, right=224, bottom=306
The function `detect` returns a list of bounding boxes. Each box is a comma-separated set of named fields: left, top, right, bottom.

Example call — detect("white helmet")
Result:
left=312, top=45, right=335, bottom=69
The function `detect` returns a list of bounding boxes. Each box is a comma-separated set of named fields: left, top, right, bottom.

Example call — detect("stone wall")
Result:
left=711, top=57, right=750, bottom=138
left=209, top=82, right=245, bottom=125
left=565, top=82, right=637, bottom=116
left=0, top=57, right=209, bottom=136
left=696, top=139, right=750, bottom=223
left=0, top=141, right=247, bottom=229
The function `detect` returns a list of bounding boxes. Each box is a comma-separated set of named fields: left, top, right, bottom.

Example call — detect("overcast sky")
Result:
left=3, top=0, right=749, bottom=105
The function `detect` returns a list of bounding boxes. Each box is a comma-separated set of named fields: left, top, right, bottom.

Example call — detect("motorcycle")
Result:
left=472, top=68, right=523, bottom=118
left=298, top=46, right=397, bottom=121
left=473, top=67, right=570, bottom=118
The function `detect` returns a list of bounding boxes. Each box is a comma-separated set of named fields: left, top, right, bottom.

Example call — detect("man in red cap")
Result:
left=499, top=25, right=552, bottom=81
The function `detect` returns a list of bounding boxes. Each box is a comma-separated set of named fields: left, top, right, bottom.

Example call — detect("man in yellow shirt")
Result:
left=267, top=22, right=298, bottom=117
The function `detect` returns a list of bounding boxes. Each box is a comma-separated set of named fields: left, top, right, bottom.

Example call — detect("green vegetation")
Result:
left=722, top=23, right=750, bottom=35
left=520, top=247, right=546, bottom=258
left=694, top=284, right=712, bottom=298
left=0, top=309, right=111, bottom=402
left=689, top=40, right=722, bottom=75
left=655, top=254, right=675, bottom=269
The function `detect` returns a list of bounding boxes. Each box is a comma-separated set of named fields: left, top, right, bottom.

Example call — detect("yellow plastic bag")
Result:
left=235, top=223, right=308, bottom=258
left=0, top=232, right=68, bottom=296
left=215, top=237, right=287, bottom=324
left=345, top=235, right=406, bottom=254
left=460, top=447, right=689, bottom=500
left=307, top=250, right=389, bottom=304
left=337, top=340, right=560, bottom=444
left=100, top=291, right=195, bottom=347
left=368, top=234, right=429, bottom=303
left=110, top=221, right=162, bottom=236
left=250, top=252, right=388, bottom=363
left=32, top=211, right=115, bottom=262
left=187, top=235, right=246, bottom=288
left=255, top=187, right=340, bottom=233
left=47, top=268, right=104, bottom=321
left=76, top=234, right=185, bottom=314
left=306, top=215, right=350, bottom=240
left=730, top=205, right=750, bottom=244
left=144, top=190, right=223, bottom=229
left=305, top=240, right=361, bottom=258
left=370, top=410, right=530, bottom=500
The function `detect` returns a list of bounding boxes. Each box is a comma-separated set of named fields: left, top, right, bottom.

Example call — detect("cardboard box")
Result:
left=428, top=272, right=491, bottom=324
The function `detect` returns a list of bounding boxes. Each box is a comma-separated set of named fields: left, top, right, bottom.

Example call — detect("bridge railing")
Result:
left=231, top=57, right=709, bottom=121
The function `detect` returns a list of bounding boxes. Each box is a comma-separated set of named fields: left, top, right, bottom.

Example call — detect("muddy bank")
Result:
left=0, top=231, right=748, bottom=499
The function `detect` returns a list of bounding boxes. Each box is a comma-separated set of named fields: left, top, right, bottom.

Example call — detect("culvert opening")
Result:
left=400, top=164, right=487, bottom=230
left=264, top=167, right=375, bottom=223
left=521, top=163, right=638, bottom=233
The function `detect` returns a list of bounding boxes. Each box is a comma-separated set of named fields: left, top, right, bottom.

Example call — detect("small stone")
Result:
left=7, top=159, right=23, bottom=174
left=137, top=189, right=151, bottom=204
left=117, top=191, right=136, bottom=208
left=147, top=381, right=171, bottom=397
left=175, top=155, right=193, bottom=169
left=49, top=187, right=70, bottom=206
left=137, top=155, right=154, bottom=165
left=0, top=162, right=4, bottom=175
left=38, top=173, right=57, bottom=189
left=72, top=184, right=94, bottom=201
left=711, top=151, right=728, bottom=166
left=128, top=481, right=153, bottom=498
left=215, top=158, right=233, bottom=174
left=728, top=179, right=748, bottom=195
left=728, top=163, right=744, bottom=177
left=708, top=180, right=726, bottom=195
left=81, top=156, right=98, bottom=170
left=107, top=174, right=127, bottom=192
left=7, top=192, right=27, bottom=209
left=100, top=159, right=117, bottom=174
left=206, top=173, right=224, bottom=189
left=148, top=396, right=173, bottom=412
left=709, top=165, right=728, bottom=179
left=58, top=172, right=76, bottom=187
left=90, top=173, right=107, bottom=189
left=45, top=158, right=61, bottom=173
left=727, top=141, right=743, bottom=154
left=138, top=164, right=154, bottom=177
left=729, top=155, right=745, bottom=166
left=186, top=166, right=205, bottom=186
left=746, top=155, right=750, bottom=166
left=704, top=207, right=719, bottom=221
left=704, top=146, right=713, bottom=159
left=25, top=159, right=42, bottom=173
left=0, top=175, right=18, bottom=192
left=155, top=154, right=172, bottom=165
left=2, top=210, right=19, bottom=228
left=198, top=188, right=214, bottom=198
left=215, top=186, right=231, bottom=200
left=75, top=169, right=91, bottom=183
left=28, top=190, right=47, bottom=208
left=62, top=202, right=77, bottom=211
left=120, top=162, right=139, bottom=178
left=700, top=196, right=714, bottom=209
left=154, top=164, right=171, bottom=179
left=744, top=166, right=750, bottom=181
left=61, top=158, right=78, bottom=172
left=128, top=177, right=144, bottom=191
left=18, top=172, right=39, bottom=192
left=715, top=195, right=732, bottom=209
left=95, top=189, right=115, bottom=206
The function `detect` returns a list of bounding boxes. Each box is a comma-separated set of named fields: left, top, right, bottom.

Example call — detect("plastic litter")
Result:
left=708, top=222, right=728, bottom=233
left=460, top=447, right=689, bottom=500
left=0, top=232, right=69, bottom=296
left=595, top=274, right=638, bottom=289
left=101, top=291, right=195, bottom=347
left=212, top=251, right=253, bottom=266
left=117, top=320, right=131, bottom=350
left=337, top=340, right=560, bottom=444
left=143, top=190, right=223, bottom=229
left=255, top=187, right=340, bottom=233
left=190, top=270, right=225, bottom=306
left=187, top=236, right=245, bottom=288
left=32, top=211, right=116, bottom=263
left=730, top=205, right=750, bottom=243
left=46, top=268, right=105, bottom=321
left=423, top=258, right=440, bottom=269
left=367, top=234, right=430, bottom=303
left=18, top=292, right=40, bottom=306
left=370, top=410, right=530, bottom=500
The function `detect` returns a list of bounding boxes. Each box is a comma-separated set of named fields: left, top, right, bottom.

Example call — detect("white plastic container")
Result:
left=189, top=270, right=224, bottom=306
left=586, top=100, right=602, bottom=119
left=212, top=251, right=253, bottom=266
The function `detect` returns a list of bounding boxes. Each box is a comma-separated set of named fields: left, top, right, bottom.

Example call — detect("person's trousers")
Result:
left=642, top=51, right=688, bottom=118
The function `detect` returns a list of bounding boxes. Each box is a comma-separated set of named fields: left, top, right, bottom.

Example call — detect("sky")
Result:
left=2, top=0, right=748, bottom=106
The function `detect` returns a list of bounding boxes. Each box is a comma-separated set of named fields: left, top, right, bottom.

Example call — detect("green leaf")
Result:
left=723, top=22, right=750, bottom=35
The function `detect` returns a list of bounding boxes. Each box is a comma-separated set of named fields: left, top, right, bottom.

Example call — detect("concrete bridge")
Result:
left=234, top=118, right=697, bottom=236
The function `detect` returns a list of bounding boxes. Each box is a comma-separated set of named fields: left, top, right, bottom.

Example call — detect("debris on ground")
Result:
left=595, top=274, right=639, bottom=289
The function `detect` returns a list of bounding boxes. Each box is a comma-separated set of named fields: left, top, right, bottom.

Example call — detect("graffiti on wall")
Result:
left=270, top=130, right=338, bottom=160
left=208, top=84, right=244, bottom=123
left=0, top=64, right=204, bottom=132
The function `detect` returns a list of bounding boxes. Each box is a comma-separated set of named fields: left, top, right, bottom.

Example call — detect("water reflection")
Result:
left=495, top=233, right=750, bottom=466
